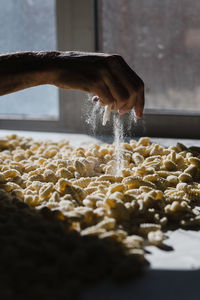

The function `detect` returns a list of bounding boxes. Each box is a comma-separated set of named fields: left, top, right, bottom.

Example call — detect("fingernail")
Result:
left=138, top=109, right=144, bottom=118
left=119, top=109, right=128, bottom=115
left=136, top=112, right=143, bottom=119
left=118, top=110, right=124, bottom=115
left=134, top=107, right=143, bottom=119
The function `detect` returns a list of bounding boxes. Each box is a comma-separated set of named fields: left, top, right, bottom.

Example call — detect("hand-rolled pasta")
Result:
left=102, top=104, right=112, bottom=126
left=0, top=133, right=200, bottom=268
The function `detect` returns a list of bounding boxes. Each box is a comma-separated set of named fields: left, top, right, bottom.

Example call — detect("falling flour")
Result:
left=102, top=105, right=124, bottom=176
left=128, top=109, right=138, bottom=132
left=85, top=95, right=104, bottom=135
left=113, top=113, right=124, bottom=176
left=86, top=99, right=137, bottom=176
left=86, top=103, right=98, bottom=134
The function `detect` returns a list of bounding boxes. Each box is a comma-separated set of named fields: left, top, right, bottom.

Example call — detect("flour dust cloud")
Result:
left=84, top=97, right=139, bottom=176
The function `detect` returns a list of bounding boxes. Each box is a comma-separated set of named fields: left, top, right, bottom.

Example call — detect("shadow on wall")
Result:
left=0, top=190, right=146, bottom=300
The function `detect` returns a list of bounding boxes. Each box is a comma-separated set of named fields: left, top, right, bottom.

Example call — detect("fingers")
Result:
left=92, top=96, right=99, bottom=104
left=103, top=55, right=145, bottom=118
left=117, top=57, right=145, bottom=118
left=93, top=81, right=115, bottom=106
left=55, top=51, right=144, bottom=117
left=92, top=95, right=105, bottom=106
left=100, top=68, right=133, bottom=113
left=118, top=101, right=135, bottom=115
left=88, top=53, right=144, bottom=117
left=119, top=86, right=144, bottom=118
left=100, top=68, right=129, bottom=107
left=134, top=87, right=145, bottom=119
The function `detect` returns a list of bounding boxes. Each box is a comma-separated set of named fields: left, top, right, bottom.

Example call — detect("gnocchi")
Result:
left=1, top=134, right=200, bottom=264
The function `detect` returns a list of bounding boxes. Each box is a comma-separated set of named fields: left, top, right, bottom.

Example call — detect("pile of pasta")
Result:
left=0, top=134, right=200, bottom=261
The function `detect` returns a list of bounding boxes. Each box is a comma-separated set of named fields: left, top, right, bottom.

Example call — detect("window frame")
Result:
left=96, top=0, right=200, bottom=139
left=0, top=0, right=96, bottom=133
left=1, top=0, right=200, bottom=139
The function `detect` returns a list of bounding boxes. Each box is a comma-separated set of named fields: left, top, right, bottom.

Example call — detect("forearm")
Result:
left=0, top=50, right=144, bottom=117
left=0, top=51, right=61, bottom=96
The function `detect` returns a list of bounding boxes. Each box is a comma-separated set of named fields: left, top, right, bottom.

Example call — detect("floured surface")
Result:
left=146, top=229, right=200, bottom=270
left=80, top=136, right=200, bottom=300
left=1, top=130, right=200, bottom=299
left=81, top=228, right=200, bottom=300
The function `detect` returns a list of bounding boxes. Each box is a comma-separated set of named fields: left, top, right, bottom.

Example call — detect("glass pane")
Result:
left=100, top=0, right=200, bottom=112
left=0, top=0, right=58, bottom=118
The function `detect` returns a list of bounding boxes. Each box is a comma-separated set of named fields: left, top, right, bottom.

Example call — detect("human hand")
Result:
left=53, top=51, right=145, bottom=118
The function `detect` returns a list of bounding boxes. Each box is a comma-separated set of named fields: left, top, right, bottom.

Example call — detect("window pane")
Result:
left=0, top=0, right=58, bottom=118
left=100, top=0, right=200, bottom=112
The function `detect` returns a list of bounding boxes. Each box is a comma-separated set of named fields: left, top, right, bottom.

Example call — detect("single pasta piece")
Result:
left=147, top=230, right=165, bottom=246
left=102, top=104, right=112, bottom=126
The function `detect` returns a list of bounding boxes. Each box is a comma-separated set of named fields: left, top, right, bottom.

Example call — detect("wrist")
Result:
left=32, top=51, right=62, bottom=85
left=39, top=51, right=73, bottom=86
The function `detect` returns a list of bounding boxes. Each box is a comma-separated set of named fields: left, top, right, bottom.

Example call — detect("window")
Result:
left=1, top=0, right=199, bottom=138
left=0, top=0, right=58, bottom=119
left=0, top=0, right=95, bottom=132
left=97, top=0, right=200, bottom=138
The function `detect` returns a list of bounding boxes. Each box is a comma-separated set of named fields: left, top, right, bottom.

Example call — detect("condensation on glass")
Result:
left=0, top=0, right=58, bottom=118
left=99, top=0, right=200, bottom=112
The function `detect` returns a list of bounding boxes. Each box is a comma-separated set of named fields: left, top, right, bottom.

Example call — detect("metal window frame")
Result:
left=130, top=109, right=200, bottom=139
left=0, top=0, right=95, bottom=133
